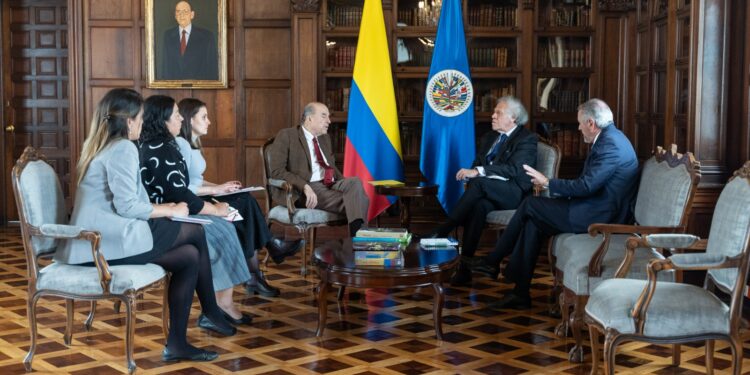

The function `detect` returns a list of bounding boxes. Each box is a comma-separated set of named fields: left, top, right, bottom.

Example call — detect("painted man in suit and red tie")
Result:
left=428, top=96, right=538, bottom=286
left=268, top=102, right=369, bottom=236
left=159, top=1, right=218, bottom=80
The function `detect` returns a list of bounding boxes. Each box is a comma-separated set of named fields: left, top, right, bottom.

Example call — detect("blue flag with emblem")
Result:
left=420, top=0, right=475, bottom=213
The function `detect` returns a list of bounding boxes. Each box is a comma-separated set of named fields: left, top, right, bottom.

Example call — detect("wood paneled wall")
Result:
left=68, top=0, right=297, bottom=190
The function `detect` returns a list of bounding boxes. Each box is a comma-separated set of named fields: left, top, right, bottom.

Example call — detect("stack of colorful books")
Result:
left=352, top=228, right=410, bottom=266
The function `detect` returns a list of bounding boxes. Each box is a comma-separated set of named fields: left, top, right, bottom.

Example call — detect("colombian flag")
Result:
left=343, top=0, right=404, bottom=221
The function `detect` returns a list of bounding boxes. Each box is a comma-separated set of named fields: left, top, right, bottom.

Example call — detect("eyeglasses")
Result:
left=175, top=10, right=191, bottom=16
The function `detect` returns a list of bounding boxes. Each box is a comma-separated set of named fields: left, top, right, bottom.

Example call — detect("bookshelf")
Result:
left=320, top=0, right=599, bottom=180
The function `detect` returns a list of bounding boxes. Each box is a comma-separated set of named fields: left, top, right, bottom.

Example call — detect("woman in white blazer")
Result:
left=56, top=88, right=234, bottom=363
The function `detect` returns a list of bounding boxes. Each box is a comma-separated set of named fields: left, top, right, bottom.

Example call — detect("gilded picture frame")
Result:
left=146, top=0, right=227, bottom=88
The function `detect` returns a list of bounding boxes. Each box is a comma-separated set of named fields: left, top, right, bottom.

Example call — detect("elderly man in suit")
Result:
left=159, top=0, right=218, bottom=80
left=268, top=102, right=369, bottom=236
left=468, top=98, right=639, bottom=309
left=429, top=96, right=538, bottom=286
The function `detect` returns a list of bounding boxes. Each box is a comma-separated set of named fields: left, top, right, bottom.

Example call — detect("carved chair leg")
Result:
left=672, top=344, right=681, bottom=366
left=124, top=295, right=137, bottom=374
left=161, top=275, right=171, bottom=340
left=729, top=337, right=743, bottom=375
left=555, top=289, right=569, bottom=337
left=23, top=293, right=41, bottom=372
left=588, top=325, right=601, bottom=375
left=84, top=301, right=96, bottom=331
left=568, top=296, right=586, bottom=363
left=336, top=286, right=346, bottom=301
left=602, top=331, right=617, bottom=375
left=705, top=339, right=714, bottom=375
left=64, top=299, right=74, bottom=346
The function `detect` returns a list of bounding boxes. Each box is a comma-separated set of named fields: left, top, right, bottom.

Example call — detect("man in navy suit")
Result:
left=468, top=98, right=639, bottom=309
left=159, top=1, right=218, bottom=80
left=429, top=96, right=538, bottom=286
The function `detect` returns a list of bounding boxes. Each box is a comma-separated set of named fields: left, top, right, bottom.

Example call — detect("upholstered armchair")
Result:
left=261, top=138, right=347, bottom=275
left=585, top=161, right=750, bottom=375
left=12, top=147, right=168, bottom=374
left=485, top=138, right=561, bottom=231
left=552, top=145, right=700, bottom=362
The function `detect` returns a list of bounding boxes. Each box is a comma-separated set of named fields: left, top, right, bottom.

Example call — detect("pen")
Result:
left=211, top=198, right=238, bottom=213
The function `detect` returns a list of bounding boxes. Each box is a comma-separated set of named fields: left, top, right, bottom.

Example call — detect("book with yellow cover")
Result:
left=356, top=227, right=409, bottom=239
left=368, top=180, right=405, bottom=187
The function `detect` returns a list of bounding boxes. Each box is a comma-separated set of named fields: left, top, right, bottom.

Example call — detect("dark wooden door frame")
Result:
left=1, top=1, right=10, bottom=224
left=67, top=0, right=85, bottom=197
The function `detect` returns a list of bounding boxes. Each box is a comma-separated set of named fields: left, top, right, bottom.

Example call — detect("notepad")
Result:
left=169, top=216, right=213, bottom=225
left=212, top=186, right=265, bottom=197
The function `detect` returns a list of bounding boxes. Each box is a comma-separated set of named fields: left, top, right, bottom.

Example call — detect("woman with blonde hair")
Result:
left=57, top=88, right=234, bottom=363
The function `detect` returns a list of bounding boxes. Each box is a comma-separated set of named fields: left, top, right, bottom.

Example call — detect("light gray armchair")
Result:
left=12, top=147, right=168, bottom=374
left=551, top=145, right=700, bottom=362
left=585, top=161, right=750, bottom=374
left=261, top=138, right=347, bottom=275
left=485, top=137, right=561, bottom=231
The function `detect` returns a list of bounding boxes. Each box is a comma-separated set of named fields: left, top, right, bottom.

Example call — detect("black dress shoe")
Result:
left=487, top=293, right=532, bottom=310
left=450, top=260, right=472, bottom=287
left=468, top=257, right=500, bottom=280
left=222, top=310, right=253, bottom=326
left=197, top=314, right=236, bottom=336
left=245, top=271, right=280, bottom=297
left=266, top=238, right=304, bottom=264
left=162, top=346, right=218, bottom=362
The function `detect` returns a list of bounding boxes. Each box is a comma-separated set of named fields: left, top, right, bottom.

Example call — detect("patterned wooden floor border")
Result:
left=0, top=226, right=748, bottom=374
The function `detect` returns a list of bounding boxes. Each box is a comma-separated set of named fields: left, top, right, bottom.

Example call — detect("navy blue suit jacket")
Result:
left=548, top=125, right=638, bottom=233
left=159, top=25, right=218, bottom=80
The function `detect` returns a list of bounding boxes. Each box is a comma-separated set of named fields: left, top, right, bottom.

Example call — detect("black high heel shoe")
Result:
left=196, top=314, right=237, bottom=336
left=162, top=346, right=218, bottom=362
left=222, top=309, right=253, bottom=325
left=245, top=270, right=280, bottom=297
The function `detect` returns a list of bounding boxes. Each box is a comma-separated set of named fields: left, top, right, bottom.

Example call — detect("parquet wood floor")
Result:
left=0, top=225, right=748, bottom=374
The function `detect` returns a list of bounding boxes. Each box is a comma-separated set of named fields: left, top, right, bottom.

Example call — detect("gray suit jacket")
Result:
left=56, top=139, right=154, bottom=265
left=267, top=126, right=343, bottom=206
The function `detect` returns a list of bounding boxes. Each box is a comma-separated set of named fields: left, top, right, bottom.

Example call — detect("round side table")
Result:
left=374, top=184, right=438, bottom=230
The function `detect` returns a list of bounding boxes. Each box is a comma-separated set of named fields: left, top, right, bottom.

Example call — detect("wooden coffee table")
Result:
left=312, top=239, right=458, bottom=340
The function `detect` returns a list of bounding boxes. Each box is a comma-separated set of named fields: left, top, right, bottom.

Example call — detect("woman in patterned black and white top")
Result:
left=139, top=95, right=253, bottom=327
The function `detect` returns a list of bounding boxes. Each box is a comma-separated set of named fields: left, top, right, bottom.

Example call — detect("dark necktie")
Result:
left=180, top=30, right=187, bottom=56
left=312, top=137, right=335, bottom=187
left=485, top=133, right=508, bottom=164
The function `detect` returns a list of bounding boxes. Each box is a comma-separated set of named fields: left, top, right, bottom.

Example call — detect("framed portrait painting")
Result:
left=146, top=0, right=227, bottom=88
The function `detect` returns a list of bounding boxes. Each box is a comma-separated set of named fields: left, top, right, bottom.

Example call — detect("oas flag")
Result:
left=343, top=0, right=404, bottom=221
left=420, top=0, right=475, bottom=213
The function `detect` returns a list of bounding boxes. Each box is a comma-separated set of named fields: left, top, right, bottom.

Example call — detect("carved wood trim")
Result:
left=292, top=0, right=319, bottom=13
left=731, top=160, right=750, bottom=182
left=598, top=0, right=636, bottom=12
left=653, top=144, right=701, bottom=179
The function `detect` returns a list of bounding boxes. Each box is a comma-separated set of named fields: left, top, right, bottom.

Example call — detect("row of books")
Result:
left=353, top=228, right=411, bottom=266
left=467, top=5, right=517, bottom=27
left=326, top=45, right=357, bottom=69
left=475, top=86, right=517, bottom=112
left=538, top=124, right=590, bottom=158
left=541, top=7, right=591, bottom=28
left=396, top=6, right=441, bottom=27
left=468, top=47, right=512, bottom=68
left=538, top=45, right=590, bottom=68
left=538, top=89, right=588, bottom=113
left=396, top=86, right=426, bottom=113
left=326, top=6, right=361, bottom=28
left=325, top=86, right=350, bottom=112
